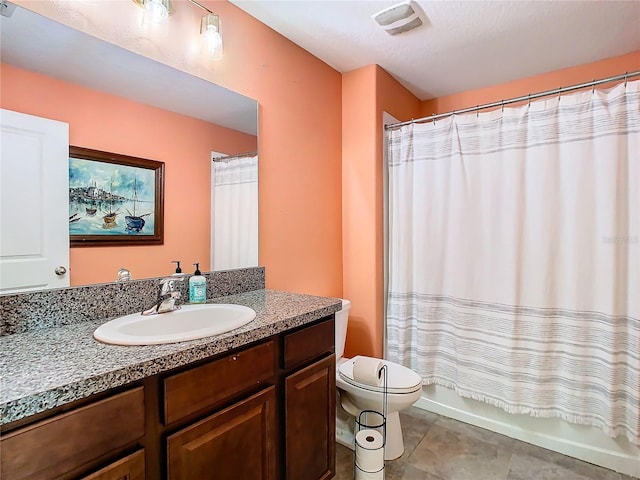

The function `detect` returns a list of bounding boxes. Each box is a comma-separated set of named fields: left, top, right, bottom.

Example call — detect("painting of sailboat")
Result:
left=125, top=178, right=152, bottom=232
left=68, top=146, right=164, bottom=246
left=101, top=179, right=120, bottom=228
left=125, top=215, right=144, bottom=231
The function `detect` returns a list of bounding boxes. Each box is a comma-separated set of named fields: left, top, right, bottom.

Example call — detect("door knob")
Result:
left=55, top=266, right=67, bottom=276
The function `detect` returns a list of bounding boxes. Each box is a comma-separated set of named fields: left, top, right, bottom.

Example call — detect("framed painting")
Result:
left=68, top=146, right=164, bottom=247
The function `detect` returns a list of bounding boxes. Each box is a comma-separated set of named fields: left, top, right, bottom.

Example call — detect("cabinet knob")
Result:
left=55, top=266, right=67, bottom=276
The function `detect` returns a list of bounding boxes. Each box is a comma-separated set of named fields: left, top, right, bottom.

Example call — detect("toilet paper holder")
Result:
left=353, top=364, right=387, bottom=479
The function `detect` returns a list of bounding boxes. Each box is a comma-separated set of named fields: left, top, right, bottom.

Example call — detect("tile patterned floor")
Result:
left=335, top=407, right=638, bottom=480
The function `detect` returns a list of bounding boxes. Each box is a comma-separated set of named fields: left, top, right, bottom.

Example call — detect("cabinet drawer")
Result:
left=164, top=340, right=275, bottom=425
left=0, top=387, right=145, bottom=480
left=80, top=450, right=145, bottom=480
left=283, top=317, right=334, bottom=370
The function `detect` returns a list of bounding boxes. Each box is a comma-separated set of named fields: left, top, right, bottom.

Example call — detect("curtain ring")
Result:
left=558, top=87, right=562, bottom=102
left=432, top=116, right=436, bottom=126
left=476, top=106, right=479, bottom=118
left=501, top=100, right=504, bottom=112
left=592, top=80, right=596, bottom=95
left=624, top=71, right=628, bottom=88
left=527, top=94, right=531, bottom=107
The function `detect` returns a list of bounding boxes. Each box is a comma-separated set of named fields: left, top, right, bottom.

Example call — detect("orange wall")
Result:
left=343, top=52, right=639, bottom=359
left=342, top=65, right=421, bottom=357
left=0, top=62, right=256, bottom=286
left=202, top=1, right=344, bottom=297
left=11, top=0, right=345, bottom=298
left=422, top=51, right=640, bottom=115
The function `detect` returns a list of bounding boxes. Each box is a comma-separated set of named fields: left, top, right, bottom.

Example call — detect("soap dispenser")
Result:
left=171, top=260, right=183, bottom=276
left=189, top=263, right=207, bottom=304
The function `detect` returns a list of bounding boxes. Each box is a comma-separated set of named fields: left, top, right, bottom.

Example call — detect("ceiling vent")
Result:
left=372, top=0, right=423, bottom=35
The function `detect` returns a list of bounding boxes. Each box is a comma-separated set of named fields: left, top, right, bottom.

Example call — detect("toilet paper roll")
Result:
left=353, top=357, right=384, bottom=387
left=355, top=469, right=384, bottom=480
left=355, top=429, right=384, bottom=473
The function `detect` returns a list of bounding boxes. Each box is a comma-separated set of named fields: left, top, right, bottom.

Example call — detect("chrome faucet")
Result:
left=116, top=267, right=132, bottom=282
left=142, top=276, right=184, bottom=315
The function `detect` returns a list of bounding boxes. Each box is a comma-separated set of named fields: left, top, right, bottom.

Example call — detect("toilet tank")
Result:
left=335, top=299, right=351, bottom=360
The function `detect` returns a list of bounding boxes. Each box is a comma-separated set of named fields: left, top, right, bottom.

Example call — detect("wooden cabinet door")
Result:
left=166, top=386, right=276, bottom=480
left=80, top=450, right=145, bottom=480
left=285, top=354, right=336, bottom=480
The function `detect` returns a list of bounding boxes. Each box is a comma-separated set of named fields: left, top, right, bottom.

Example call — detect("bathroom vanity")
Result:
left=0, top=284, right=340, bottom=480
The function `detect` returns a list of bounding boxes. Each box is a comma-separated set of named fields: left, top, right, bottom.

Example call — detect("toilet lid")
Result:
left=338, top=356, right=422, bottom=394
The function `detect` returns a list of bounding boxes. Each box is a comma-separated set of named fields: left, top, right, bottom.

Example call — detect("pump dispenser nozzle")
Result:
left=189, top=262, right=206, bottom=303
left=171, top=260, right=182, bottom=274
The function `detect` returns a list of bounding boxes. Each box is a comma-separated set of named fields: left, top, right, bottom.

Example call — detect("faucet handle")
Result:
left=159, top=276, right=184, bottom=284
left=159, top=276, right=184, bottom=295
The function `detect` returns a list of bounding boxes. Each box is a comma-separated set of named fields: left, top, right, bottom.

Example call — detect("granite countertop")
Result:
left=0, top=289, right=341, bottom=426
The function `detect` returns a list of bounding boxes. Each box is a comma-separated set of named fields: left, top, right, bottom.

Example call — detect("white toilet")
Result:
left=334, top=299, right=422, bottom=460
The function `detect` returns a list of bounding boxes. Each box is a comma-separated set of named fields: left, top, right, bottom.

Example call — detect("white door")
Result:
left=0, top=109, right=70, bottom=293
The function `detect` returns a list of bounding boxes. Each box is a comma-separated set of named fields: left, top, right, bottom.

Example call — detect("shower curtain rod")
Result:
left=385, top=70, right=640, bottom=130
left=212, top=151, right=258, bottom=162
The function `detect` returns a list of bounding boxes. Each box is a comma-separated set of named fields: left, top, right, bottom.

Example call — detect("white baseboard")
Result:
left=414, top=386, right=640, bottom=478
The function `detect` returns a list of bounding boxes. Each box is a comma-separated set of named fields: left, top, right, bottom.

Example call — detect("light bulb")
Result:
left=205, top=26, right=223, bottom=59
left=201, top=13, right=223, bottom=60
left=144, top=0, right=169, bottom=23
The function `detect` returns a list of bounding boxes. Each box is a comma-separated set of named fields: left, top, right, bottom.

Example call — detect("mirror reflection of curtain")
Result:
left=211, top=154, right=258, bottom=270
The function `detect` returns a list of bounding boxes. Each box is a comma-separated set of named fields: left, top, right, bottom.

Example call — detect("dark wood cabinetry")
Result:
left=80, top=450, right=145, bottom=480
left=163, top=341, right=275, bottom=425
left=0, top=316, right=335, bottom=480
left=167, top=387, right=276, bottom=480
left=283, top=318, right=334, bottom=369
left=0, top=387, right=145, bottom=480
left=285, top=355, right=336, bottom=480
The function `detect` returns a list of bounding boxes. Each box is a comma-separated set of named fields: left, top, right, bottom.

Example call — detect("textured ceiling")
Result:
left=231, top=0, right=640, bottom=100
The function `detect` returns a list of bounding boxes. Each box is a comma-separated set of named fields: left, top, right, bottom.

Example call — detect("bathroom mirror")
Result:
left=0, top=3, right=258, bottom=288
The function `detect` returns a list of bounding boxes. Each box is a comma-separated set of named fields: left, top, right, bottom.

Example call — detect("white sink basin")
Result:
left=94, top=304, right=256, bottom=345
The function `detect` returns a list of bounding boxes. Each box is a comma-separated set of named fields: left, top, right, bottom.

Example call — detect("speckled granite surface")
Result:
left=0, top=267, right=265, bottom=336
left=0, top=289, right=341, bottom=425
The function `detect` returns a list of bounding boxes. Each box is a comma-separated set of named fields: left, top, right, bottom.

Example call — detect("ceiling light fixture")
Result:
left=132, top=0, right=171, bottom=23
left=131, top=0, right=224, bottom=60
left=189, top=0, right=224, bottom=60
left=372, top=0, right=424, bottom=35
left=201, top=12, right=223, bottom=60
left=145, top=0, right=169, bottom=22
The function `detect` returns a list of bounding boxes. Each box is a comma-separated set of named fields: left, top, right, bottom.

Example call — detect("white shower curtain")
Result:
left=386, top=81, right=640, bottom=443
left=211, top=154, right=258, bottom=270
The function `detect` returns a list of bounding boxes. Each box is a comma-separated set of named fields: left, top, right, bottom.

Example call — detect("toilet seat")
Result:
left=338, top=356, right=422, bottom=394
